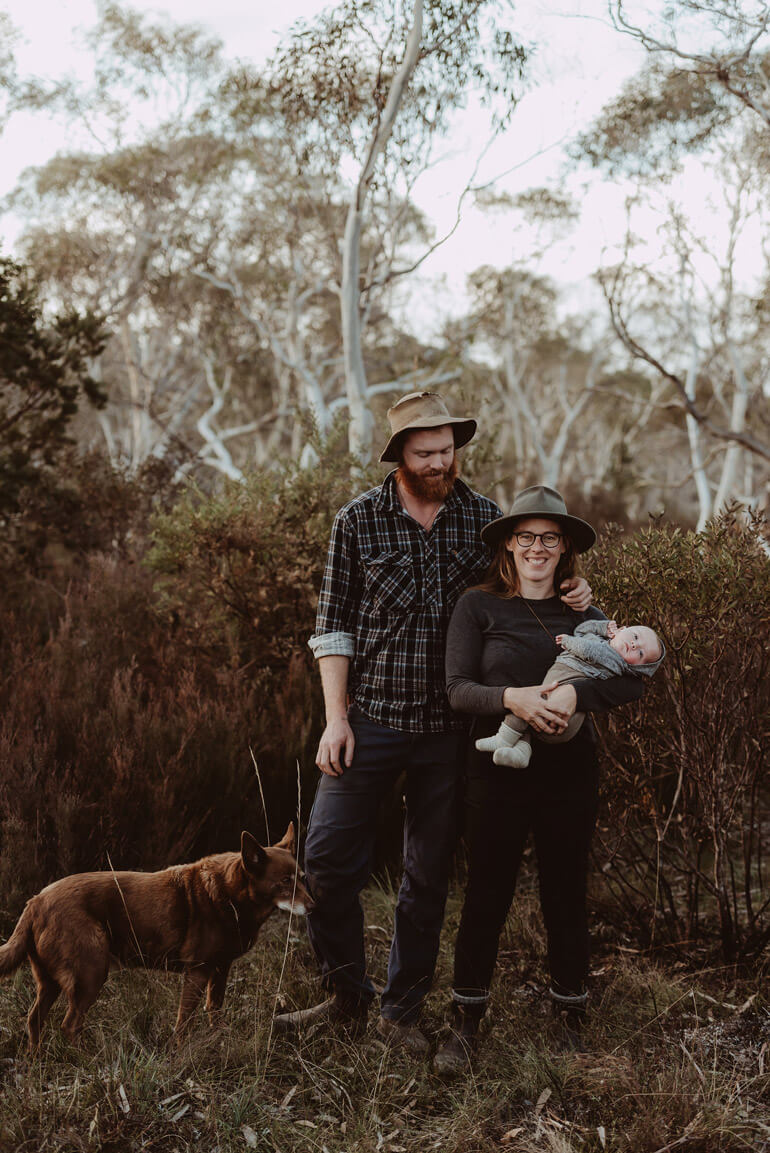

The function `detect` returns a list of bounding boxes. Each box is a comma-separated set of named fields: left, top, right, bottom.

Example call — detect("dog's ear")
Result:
left=274, top=821, right=296, bottom=856
left=241, top=831, right=267, bottom=874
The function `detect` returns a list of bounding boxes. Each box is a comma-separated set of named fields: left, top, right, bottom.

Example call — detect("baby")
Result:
left=476, top=619, right=665, bottom=768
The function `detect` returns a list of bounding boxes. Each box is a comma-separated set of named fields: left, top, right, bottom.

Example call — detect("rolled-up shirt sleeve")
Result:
left=309, top=509, right=360, bottom=661
left=308, top=631, right=354, bottom=658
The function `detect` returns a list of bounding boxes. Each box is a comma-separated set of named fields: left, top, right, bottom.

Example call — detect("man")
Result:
left=274, top=392, right=591, bottom=1051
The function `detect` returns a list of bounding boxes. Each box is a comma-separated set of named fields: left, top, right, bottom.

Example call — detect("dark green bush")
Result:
left=586, top=512, right=770, bottom=961
left=147, top=446, right=380, bottom=666
left=0, top=256, right=105, bottom=516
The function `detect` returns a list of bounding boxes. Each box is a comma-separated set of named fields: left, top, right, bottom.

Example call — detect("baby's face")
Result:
left=610, top=626, right=661, bottom=666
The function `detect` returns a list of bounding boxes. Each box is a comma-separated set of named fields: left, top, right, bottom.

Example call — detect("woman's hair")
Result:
left=475, top=530, right=578, bottom=599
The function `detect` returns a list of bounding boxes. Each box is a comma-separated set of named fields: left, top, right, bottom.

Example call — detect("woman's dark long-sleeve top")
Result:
left=445, top=590, right=644, bottom=720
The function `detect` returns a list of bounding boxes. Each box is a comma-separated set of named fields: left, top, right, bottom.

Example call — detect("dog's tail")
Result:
left=0, top=905, right=32, bottom=976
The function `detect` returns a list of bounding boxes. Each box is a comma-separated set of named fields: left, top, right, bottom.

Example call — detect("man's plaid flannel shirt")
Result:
left=309, top=471, right=501, bottom=732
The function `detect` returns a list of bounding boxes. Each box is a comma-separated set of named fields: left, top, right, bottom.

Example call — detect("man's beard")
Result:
left=397, top=456, right=458, bottom=502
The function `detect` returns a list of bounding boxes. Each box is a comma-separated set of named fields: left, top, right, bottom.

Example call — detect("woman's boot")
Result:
left=432, top=1000, right=485, bottom=1076
left=549, top=986, right=588, bottom=1053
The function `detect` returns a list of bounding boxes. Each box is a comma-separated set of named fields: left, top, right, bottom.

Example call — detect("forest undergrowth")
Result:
left=0, top=882, right=767, bottom=1153
left=0, top=454, right=768, bottom=1150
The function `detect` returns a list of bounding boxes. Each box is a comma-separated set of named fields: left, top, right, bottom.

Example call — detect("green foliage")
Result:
left=573, top=60, right=737, bottom=177
left=268, top=0, right=528, bottom=158
left=148, top=438, right=381, bottom=669
left=0, top=257, right=105, bottom=514
left=586, top=512, right=770, bottom=961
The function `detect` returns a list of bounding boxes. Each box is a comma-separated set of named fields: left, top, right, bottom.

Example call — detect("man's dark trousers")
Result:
left=304, top=704, right=464, bottom=1024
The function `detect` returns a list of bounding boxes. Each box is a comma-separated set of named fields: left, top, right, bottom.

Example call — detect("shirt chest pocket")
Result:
left=362, top=552, right=418, bottom=613
left=446, top=546, right=485, bottom=601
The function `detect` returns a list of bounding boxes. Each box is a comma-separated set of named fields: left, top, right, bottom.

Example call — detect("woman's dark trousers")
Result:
left=453, top=730, right=599, bottom=1002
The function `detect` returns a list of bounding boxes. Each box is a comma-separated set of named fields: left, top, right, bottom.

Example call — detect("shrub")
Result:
left=586, top=512, right=770, bottom=961
left=147, top=442, right=380, bottom=666
left=147, top=443, right=384, bottom=809
left=0, top=442, right=380, bottom=919
left=0, top=559, right=273, bottom=922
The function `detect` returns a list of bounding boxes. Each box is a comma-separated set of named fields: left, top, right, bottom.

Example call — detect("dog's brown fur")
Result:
left=0, top=824, right=311, bottom=1048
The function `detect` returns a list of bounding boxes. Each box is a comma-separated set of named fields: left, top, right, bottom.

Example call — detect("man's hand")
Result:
left=560, top=575, right=592, bottom=612
left=502, top=683, right=571, bottom=734
left=316, top=715, right=355, bottom=777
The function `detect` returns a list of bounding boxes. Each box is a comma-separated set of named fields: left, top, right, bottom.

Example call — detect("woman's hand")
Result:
left=502, top=684, right=573, bottom=734
left=560, top=576, right=592, bottom=612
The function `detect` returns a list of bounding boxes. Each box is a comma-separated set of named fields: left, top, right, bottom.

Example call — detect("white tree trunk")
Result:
left=341, top=207, right=374, bottom=461
left=714, top=342, right=750, bottom=514
left=340, top=0, right=424, bottom=463
left=540, top=359, right=598, bottom=489
left=683, top=337, right=712, bottom=530
left=196, top=360, right=244, bottom=481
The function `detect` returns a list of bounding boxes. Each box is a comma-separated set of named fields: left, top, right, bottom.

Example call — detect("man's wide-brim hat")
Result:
left=379, top=391, right=477, bottom=463
left=481, top=485, right=597, bottom=554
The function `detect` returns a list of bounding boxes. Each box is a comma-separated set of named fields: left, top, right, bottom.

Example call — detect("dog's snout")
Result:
left=275, top=894, right=312, bottom=916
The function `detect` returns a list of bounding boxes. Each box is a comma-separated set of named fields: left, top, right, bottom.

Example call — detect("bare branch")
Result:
left=601, top=273, right=770, bottom=462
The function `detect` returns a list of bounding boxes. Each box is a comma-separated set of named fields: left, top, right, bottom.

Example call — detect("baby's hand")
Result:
left=606, top=620, right=618, bottom=637
left=555, top=634, right=565, bottom=647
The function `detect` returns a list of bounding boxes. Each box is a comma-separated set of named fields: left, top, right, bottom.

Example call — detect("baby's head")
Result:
left=610, top=625, right=663, bottom=667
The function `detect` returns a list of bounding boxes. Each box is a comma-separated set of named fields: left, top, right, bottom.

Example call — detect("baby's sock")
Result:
left=493, top=736, right=532, bottom=769
left=475, top=720, right=521, bottom=754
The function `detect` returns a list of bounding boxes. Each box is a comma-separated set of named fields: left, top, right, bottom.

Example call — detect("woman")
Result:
left=434, top=485, right=643, bottom=1073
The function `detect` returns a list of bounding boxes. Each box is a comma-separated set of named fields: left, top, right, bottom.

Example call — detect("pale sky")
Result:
left=1, top=1, right=760, bottom=333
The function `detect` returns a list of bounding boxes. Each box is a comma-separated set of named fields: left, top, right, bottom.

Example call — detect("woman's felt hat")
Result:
left=379, top=391, right=477, bottom=463
left=481, top=485, right=597, bottom=553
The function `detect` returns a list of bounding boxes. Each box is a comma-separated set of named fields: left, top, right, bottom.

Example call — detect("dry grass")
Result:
left=0, top=884, right=767, bottom=1153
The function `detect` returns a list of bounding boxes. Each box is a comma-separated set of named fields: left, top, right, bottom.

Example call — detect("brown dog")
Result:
left=0, top=824, right=311, bottom=1048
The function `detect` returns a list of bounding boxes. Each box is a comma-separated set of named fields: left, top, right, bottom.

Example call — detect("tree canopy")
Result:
left=0, top=257, right=105, bottom=513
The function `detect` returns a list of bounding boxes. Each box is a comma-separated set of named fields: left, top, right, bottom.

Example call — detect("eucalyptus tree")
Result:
left=595, top=157, right=770, bottom=527
left=198, top=0, right=528, bottom=463
left=574, top=4, right=770, bottom=523
left=608, top=0, right=770, bottom=135
left=0, top=13, right=17, bottom=133
left=7, top=5, right=362, bottom=476
left=7, top=2, right=528, bottom=474
left=6, top=6, right=250, bottom=475
left=455, top=262, right=648, bottom=504
left=450, top=189, right=630, bottom=503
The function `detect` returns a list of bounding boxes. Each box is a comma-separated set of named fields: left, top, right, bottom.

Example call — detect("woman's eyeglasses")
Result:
left=512, top=531, right=563, bottom=549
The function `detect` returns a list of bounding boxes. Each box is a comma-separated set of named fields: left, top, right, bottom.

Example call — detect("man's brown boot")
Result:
left=273, top=995, right=368, bottom=1037
left=377, top=1016, right=430, bottom=1054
